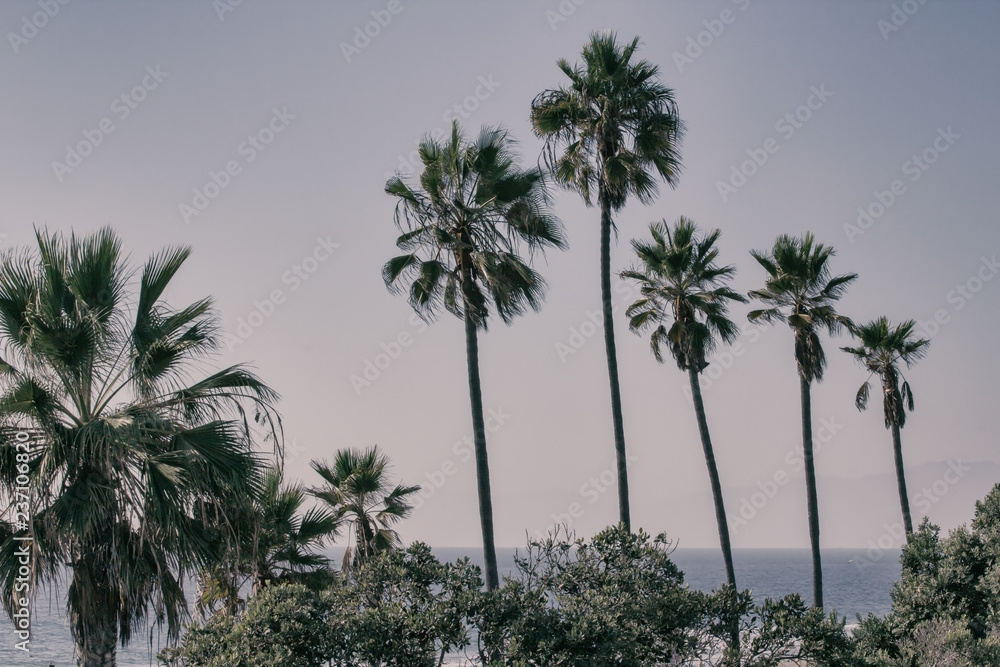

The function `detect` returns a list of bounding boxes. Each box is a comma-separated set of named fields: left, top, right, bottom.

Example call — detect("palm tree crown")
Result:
left=623, top=217, right=748, bottom=370
left=748, top=233, right=858, bottom=382
left=311, top=445, right=420, bottom=572
left=843, top=317, right=929, bottom=429
left=198, top=465, right=340, bottom=614
left=530, top=30, right=684, bottom=211
left=0, top=228, right=281, bottom=665
left=383, top=121, right=566, bottom=329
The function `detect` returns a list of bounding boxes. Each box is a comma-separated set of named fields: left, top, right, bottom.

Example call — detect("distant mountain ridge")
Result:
left=664, top=460, right=1000, bottom=549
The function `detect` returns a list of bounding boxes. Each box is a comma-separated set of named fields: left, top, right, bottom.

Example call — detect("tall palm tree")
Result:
left=622, top=217, right=746, bottom=654
left=842, top=317, right=929, bottom=538
left=0, top=228, right=281, bottom=667
left=383, top=121, right=565, bottom=590
left=197, top=465, right=340, bottom=614
left=531, top=31, right=684, bottom=531
left=310, top=446, right=419, bottom=574
left=747, top=233, right=856, bottom=610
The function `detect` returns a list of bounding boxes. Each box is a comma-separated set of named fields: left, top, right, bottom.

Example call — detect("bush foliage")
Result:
left=163, top=486, right=1000, bottom=666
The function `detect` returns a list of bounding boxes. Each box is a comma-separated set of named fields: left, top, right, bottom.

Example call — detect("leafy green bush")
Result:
left=327, top=541, right=481, bottom=666
left=159, top=583, right=331, bottom=667
left=851, top=483, right=1000, bottom=666
left=470, top=525, right=705, bottom=665
left=163, top=486, right=1000, bottom=667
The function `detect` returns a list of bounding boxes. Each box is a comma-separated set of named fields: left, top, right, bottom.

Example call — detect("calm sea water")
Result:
left=0, top=548, right=900, bottom=667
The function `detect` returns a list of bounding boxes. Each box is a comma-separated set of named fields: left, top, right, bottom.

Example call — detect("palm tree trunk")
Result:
left=463, top=301, right=500, bottom=591
left=72, top=560, right=119, bottom=667
left=687, top=368, right=736, bottom=586
left=891, top=422, right=914, bottom=538
left=75, top=629, right=117, bottom=667
left=799, top=372, right=823, bottom=609
left=688, top=367, right=739, bottom=654
left=599, top=192, right=631, bottom=532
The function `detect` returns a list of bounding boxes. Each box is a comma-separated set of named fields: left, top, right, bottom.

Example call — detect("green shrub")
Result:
left=327, top=541, right=481, bottom=666
left=470, top=525, right=705, bottom=665
left=851, top=483, right=1000, bottom=666
left=159, top=583, right=331, bottom=667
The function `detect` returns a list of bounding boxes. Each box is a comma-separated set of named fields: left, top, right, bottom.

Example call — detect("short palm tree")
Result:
left=383, top=121, right=565, bottom=590
left=748, top=233, right=856, bottom=610
left=531, top=31, right=684, bottom=531
left=0, top=228, right=281, bottom=667
left=842, top=317, right=929, bottom=538
left=622, top=217, right=746, bottom=654
left=197, top=465, right=340, bottom=614
left=310, top=446, right=420, bottom=574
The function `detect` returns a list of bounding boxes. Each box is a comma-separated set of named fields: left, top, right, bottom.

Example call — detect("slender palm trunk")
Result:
left=799, top=372, right=823, bottom=609
left=463, top=302, right=499, bottom=591
left=599, top=192, right=630, bottom=532
left=688, top=367, right=739, bottom=654
left=891, top=422, right=914, bottom=538
left=72, top=561, right=118, bottom=667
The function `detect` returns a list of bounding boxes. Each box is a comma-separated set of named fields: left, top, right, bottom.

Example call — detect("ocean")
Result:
left=0, top=547, right=901, bottom=666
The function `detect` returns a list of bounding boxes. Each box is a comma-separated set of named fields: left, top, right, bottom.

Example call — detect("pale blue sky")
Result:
left=2, top=0, right=999, bottom=548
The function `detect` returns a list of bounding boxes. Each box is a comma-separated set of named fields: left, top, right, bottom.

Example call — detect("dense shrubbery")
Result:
left=161, top=486, right=1000, bottom=666
left=159, top=584, right=332, bottom=667
left=852, top=484, right=1000, bottom=666
left=473, top=526, right=704, bottom=664
left=162, top=525, right=862, bottom=666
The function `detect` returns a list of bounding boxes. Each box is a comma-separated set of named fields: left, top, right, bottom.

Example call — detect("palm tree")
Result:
left=531, top=31, right=684, bottom=531
left=0, top=228, right=281, bottom=667
left=747, top=233, right=856, bottom=610
left=842, top=317, right=929, bottom=539
left=197, top=465, right=340, bottom=614
left=383, top=121, right=565, bottom=590
left=310, top=446, right=420, bottom=574
left=622, top=217, right=746, bottom=653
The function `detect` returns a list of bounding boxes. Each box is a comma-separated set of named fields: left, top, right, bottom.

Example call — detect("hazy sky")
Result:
left=2, top=0, right=999, bottom=550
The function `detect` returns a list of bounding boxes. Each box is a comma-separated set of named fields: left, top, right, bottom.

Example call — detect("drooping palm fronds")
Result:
left=0, top=228, right=282, bottom=667
left=843, top=317, right=929, bottom=537
left=196, top=465, right=340, bottom=615
left=310, top=446, right=419, bottom=574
